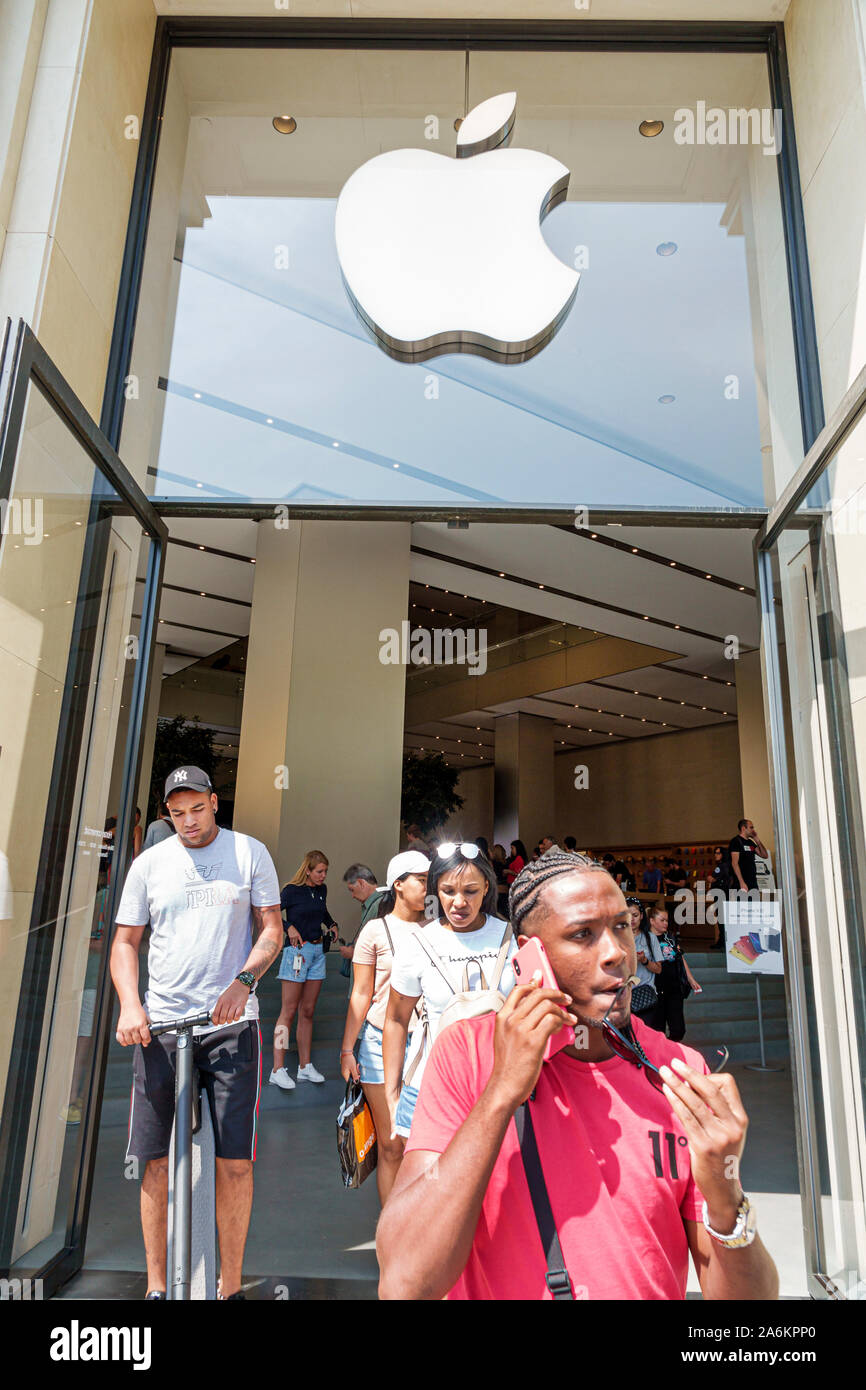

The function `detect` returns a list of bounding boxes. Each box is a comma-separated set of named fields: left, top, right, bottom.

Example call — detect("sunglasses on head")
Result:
left=436, top=842, right=480, bottom=860
left=602, top=1019, right=729, bottom=1090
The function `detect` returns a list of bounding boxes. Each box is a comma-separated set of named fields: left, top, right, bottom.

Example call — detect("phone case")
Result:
left=512, top=937, right=575, bottom=1060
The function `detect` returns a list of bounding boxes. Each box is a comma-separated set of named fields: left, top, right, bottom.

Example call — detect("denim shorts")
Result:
left=357, top=1022, right=410, bottom=1086
left=277, top=941, right=326, bottom=983
left=394, top=1083, right=420, bottom=1139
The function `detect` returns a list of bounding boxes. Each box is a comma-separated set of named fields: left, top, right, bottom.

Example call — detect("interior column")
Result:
left=234, top=519, right=410, bottom=902
left=494, top=712, right=556, bottom=855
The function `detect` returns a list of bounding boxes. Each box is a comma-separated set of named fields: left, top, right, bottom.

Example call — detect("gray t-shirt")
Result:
left=115, top=827, right=280, bottom=1032
left=142, top=817, right=174, bottom=851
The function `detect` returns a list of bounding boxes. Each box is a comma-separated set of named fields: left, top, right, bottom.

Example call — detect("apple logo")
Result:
left=334, top=92, right=580, bottom=364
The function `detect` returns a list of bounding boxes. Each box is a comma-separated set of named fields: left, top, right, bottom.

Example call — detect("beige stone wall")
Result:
left=554, top=722, right=744, bottom=848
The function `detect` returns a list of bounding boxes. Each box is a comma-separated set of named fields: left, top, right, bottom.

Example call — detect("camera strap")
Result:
left=514, top=1100, right=574, bottom=1300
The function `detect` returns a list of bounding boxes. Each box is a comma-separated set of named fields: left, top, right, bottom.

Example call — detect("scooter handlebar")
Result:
left=149, top=1010, right=213, bottom=1037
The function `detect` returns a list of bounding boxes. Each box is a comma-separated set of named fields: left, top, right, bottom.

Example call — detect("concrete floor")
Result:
left=69, top=952, right=809, bottom=1300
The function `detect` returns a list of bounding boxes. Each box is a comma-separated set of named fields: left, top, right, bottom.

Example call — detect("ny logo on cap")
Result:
left=173, top=769, right=188, bottom=783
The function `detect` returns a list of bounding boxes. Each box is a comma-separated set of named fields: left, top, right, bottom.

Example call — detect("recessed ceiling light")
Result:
left=658, top=394, right=676, bottom=405
left=273, top=115, right=297, bottom=134
left=194, top=392, right=201, bottom=399
left=670, top=561, right=676, bottom=566
left=199, top=544, right=205, bottom=550
left=266, top=417, right=273, bottom=425
left=639, top=119, right=664, bottom=137
left=656, top=242, right=678, bottom=256
left=632, top=547, right=639, bottom=553
left=499, top=572, right=505, bottom=577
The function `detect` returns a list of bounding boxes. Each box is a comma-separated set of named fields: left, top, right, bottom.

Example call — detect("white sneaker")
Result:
left=269, top=1067, right=296, bottom=1091
left=297, top=1062, right=325, bottom=1084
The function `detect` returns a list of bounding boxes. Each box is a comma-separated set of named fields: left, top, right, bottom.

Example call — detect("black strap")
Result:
left=513, top=1102, right=574, bottom=1300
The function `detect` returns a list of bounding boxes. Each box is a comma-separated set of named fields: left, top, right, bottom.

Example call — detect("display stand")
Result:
left=744, top=975, right=783, bottom=1073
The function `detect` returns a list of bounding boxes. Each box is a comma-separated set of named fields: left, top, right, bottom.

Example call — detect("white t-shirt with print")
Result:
left=390, top=915, right=516, bottom=1090
left=115, top=826, right=280, bottom=1033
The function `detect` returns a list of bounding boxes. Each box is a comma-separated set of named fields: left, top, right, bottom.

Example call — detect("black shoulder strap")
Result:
left=513, top=1102, right=574, bottom=1300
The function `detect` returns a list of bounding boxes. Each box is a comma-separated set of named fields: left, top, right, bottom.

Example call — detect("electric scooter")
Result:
left=149, top=1010, right=217, bottom=1300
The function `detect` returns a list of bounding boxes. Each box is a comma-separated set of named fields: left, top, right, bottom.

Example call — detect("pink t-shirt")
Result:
left=405, top=1013, right=709, bottom=1300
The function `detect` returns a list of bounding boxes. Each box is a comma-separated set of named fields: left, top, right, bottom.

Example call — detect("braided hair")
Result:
left=508, top=851, right=611, bottom=935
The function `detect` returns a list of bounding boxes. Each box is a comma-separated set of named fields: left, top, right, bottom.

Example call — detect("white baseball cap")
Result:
left=386, top=850, right=430, bottom=889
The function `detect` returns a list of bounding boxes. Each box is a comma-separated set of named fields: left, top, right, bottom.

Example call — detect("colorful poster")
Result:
left=722, top=897, right=784, bottom=976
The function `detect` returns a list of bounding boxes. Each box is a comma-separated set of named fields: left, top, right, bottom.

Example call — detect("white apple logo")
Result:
left=334, top=92, right=580, bottom=364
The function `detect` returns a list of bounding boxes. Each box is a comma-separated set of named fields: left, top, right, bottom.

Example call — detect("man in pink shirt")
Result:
left=377, top=853, right=778, bottom=1301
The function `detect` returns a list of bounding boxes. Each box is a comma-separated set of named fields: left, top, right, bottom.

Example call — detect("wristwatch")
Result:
left=236, top=971, right=256, bottom=991
left=702, top=1193, right=757, bottom=1248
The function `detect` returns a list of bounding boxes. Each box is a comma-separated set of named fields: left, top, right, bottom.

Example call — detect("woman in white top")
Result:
left=339, top=851, right=429, bottom=1203
left=383, top=841, right=516, bottom=1144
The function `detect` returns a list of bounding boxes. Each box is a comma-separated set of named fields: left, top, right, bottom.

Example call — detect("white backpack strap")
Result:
left=460, top=956, right=489, bottom=992
left=402, top=998, right=429, bottom=1088
left=490, top=921, right=514, bottom=991
left=411, top=927, right=460, bottom=995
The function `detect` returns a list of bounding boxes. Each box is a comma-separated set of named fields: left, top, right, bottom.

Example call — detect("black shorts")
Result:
left=126, top=1020, right=261, bottom=1164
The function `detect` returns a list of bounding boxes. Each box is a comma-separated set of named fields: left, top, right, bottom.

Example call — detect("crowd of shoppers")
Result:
left=109, top=782, right=774, bottom=1301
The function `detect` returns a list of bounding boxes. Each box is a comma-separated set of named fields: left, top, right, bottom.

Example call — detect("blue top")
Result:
left=280, top=881, right=336, bottom=944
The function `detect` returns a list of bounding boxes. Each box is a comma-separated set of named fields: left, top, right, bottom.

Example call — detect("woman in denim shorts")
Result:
left=270, top=850, right=339, bottom=1090
left=339, top=851, right=429, bottom=1204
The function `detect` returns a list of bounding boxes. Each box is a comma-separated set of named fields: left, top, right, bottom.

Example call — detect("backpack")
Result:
left=403, top=921, right=514, bottom=1086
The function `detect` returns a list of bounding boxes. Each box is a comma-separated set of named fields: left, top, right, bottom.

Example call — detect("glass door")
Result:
left=757, top=364, right=866, bottom=1299
left=0, top=320, right=166, bottom=1297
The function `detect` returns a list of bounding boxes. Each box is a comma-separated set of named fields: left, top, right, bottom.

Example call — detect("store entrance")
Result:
left=73, top=509, right=807, bottom=1299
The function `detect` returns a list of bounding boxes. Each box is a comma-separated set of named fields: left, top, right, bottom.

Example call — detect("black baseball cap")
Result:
left=164, top=766, right=214, bottom=801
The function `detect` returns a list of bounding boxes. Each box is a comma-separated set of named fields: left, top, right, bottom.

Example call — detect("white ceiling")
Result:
left=140, top=516, right=756, bottom=762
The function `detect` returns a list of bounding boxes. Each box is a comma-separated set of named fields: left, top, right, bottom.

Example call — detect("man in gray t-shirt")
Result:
left=141, top=810, right=174, bottom=852
left=110, top=764, right=283, bottom=1301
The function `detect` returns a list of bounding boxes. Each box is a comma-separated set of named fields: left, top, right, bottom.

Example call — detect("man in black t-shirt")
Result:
left=728, top=819, right=768, bottom=893
left=664, top=858, right=688, bottom=894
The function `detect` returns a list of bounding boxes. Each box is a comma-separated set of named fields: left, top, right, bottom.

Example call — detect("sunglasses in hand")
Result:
left=602, top=1019, right=728, bottom=1091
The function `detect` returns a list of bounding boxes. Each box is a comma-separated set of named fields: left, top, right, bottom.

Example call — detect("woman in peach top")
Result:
left=340, top=850, right=429, bottom=1203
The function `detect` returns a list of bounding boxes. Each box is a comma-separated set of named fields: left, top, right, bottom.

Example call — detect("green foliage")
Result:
left=401, top=752, right=464, bottom=837
left=148, top=714, right=218, bottom=822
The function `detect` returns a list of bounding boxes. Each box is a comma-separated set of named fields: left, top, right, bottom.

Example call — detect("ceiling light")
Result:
left=739, top=585, right=745, bottom=591
left=656, top=242, right=678, bottom=256
left=658, top=394, right=676, bottom=405
left=266, top=417, right=273, bottom=425
left=199, top=545, right=205, bottom=550
left=273, top=115, right=297, bottom=134
left=670, top=561, right=676, bottom=566
left=590, top=532, right=597, bottom=539
left=639, top=119, right=664, bottom=137
left=674, top=624, right=680, bottom=630
left=632, top=547, right=638, bottom=553
left=499, top=572, right=505, bottom=578
left=194, top=392, right=201, bottom=399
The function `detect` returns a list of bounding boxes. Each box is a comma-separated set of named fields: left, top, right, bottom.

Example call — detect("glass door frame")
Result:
left=756, top=360, right=866, bottom=1299
left=0, top=319, right=167, bottom=1296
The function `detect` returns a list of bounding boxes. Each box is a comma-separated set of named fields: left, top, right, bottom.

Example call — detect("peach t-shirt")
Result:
left=353, top=915, right=422, bottom=1031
